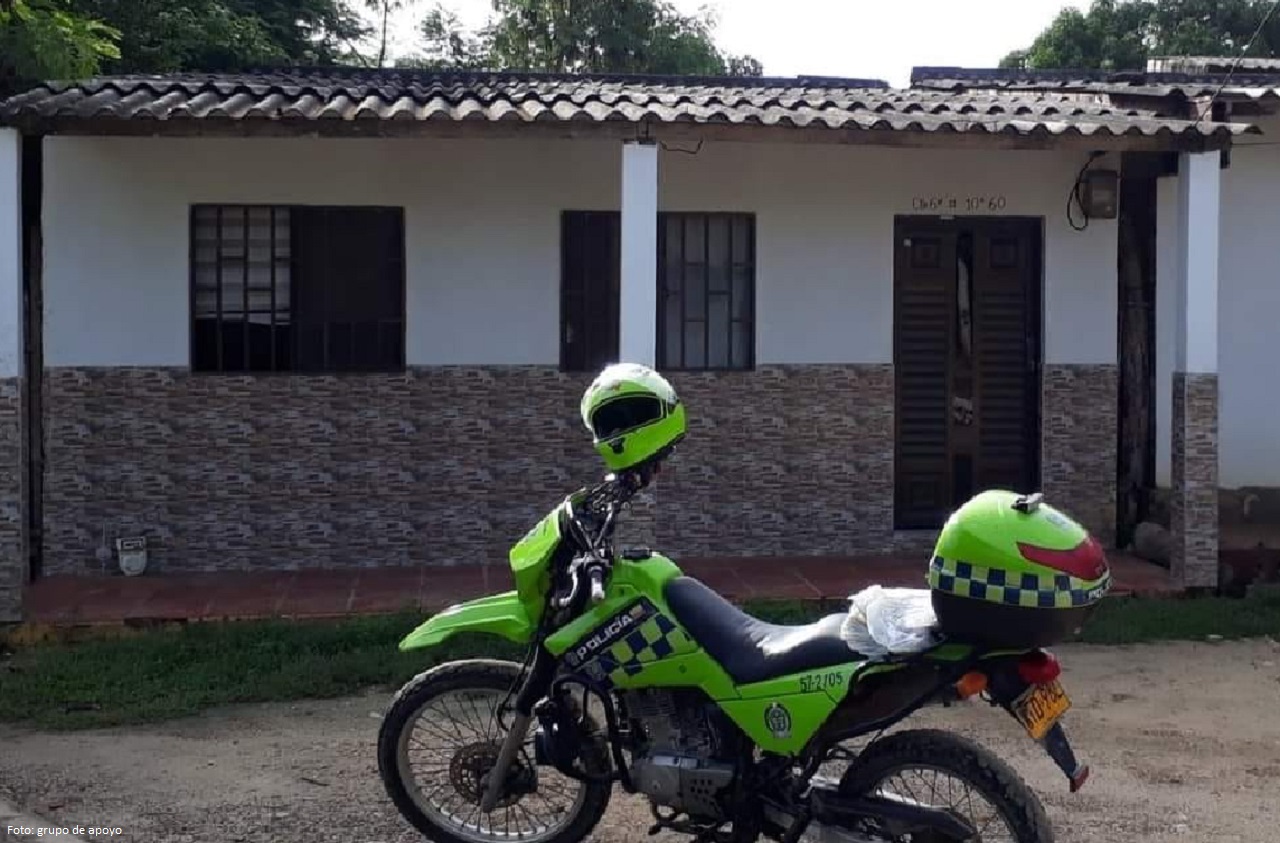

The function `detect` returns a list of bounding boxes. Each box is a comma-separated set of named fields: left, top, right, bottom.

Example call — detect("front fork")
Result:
left=482, top=556, right=612, bottom=812
left=480, top=646, right=558, bottom=813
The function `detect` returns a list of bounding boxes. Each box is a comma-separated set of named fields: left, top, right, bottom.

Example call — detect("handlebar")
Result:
left=588, top=565, right=606, bottom=603
left=552, top=555, right=610, bottom=610
left=552, top=570, right=578, bottom=610
left=551, top=474, right=639, bottom=613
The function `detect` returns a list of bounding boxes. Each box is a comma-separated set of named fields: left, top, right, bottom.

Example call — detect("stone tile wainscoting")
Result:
left=1170, top=372, right=1219, bottom=588
left=41, top=367, right=602, bottom=576
left=1040, top=364, right=1119, bottom=547
left=660, top=365, right=896, bottom=557
left=40, top=364, right=895, bottom=577
left=0, top=377, right=23, bottom=621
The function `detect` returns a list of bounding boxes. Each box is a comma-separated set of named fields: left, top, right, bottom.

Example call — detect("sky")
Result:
left=360, top=0, right=1086, bottom=88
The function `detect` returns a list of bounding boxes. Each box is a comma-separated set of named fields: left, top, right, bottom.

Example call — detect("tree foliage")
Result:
left=363, top=0, right=409, bottom=67
left=67, top=0, right=371, bottom=73
left=1001, top=0, right=1280, bottom=71
left=406, top=0, right=764, bottom=76
left=0, top=0, right=121, bottom=94
left=3, top=0, right=764, bottom=97
left=412, top=2, right=490, bottom=69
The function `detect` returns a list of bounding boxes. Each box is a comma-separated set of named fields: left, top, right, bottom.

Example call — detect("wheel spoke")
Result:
left=867, top=764, right=1018, bottom=842
left=392, top=681, right=593, bottom=843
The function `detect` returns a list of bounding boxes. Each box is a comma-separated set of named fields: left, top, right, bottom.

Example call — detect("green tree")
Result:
left=65, top=0, right=372, bottom=74
left=361, top=0, right=411, bottom=67
left=0, top=0, right=120, bottom=95
left=409, top=3, right=491, bottom=69
left=999, top=0, right=1154, bottom=70
left=1000, top=0, right=1280, bottom=71
left=406, top=0, right=763, bottom=75
left=727, top=54, right=764, bottom=76
left=1148, top=0, right=1280, bottom=55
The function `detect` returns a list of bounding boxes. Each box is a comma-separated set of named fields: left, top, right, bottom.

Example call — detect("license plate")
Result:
left=1012, top=680, right=1072, bottom=741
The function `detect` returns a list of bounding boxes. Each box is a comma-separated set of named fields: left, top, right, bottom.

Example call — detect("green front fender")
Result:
left=398, top=590, right=535, bottom=651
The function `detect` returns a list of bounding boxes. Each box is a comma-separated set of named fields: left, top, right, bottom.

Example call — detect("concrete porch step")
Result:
left=16, top=554, right=1173, bottom=629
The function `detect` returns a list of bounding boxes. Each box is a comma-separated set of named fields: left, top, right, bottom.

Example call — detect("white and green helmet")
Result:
left=580, top=363, right=687, bottom=472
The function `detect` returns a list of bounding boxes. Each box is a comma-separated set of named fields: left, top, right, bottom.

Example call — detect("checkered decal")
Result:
left=568, top=599, right=695, bottom=689
left=928, top=556, right=1111, bottom=609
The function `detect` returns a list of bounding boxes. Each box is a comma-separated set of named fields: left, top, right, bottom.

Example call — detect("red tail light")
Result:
left=1017, top=650, right=1062, bottom=685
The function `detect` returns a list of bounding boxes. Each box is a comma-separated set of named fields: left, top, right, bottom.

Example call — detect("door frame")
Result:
left=891, top=214, right=1045, bottom=530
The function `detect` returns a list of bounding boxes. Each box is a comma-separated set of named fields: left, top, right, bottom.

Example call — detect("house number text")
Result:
left=912, top=194, right=1008, bottom=212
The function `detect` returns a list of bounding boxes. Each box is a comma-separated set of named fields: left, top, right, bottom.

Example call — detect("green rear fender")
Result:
left=398, top=591, right=535, bottom=651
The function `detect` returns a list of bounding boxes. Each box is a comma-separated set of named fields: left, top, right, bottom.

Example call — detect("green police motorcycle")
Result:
left=377, top=365, right=1111, bottom=843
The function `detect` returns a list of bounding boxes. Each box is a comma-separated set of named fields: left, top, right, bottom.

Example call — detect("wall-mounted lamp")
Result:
left=1080, top=169, right=1120, bottom=219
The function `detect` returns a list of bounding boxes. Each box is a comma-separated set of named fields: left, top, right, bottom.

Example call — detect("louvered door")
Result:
left=894, top=223, right=957, bottom=529
left=973, top=220, right=1041, bottom=494
left=894, top=217, right=1041, bottom=530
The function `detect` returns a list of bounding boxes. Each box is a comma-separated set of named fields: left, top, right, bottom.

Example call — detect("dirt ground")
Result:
left=2, top=639, right=1278, bottom=843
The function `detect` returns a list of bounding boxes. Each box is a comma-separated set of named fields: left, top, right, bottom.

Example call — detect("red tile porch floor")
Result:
left=23, top=554, right=1174, bottom=626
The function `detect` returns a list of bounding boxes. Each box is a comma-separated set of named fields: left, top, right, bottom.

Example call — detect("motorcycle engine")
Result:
left=622, top=689, right=738, bottom=820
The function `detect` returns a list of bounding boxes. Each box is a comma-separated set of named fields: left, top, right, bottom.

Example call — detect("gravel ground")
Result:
left=2, top=639, right=1278, bottom=843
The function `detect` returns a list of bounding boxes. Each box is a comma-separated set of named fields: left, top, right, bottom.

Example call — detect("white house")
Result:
left=0, top=67, right=1252, bottom=621
left=915, top=58, right=1280, bottom=573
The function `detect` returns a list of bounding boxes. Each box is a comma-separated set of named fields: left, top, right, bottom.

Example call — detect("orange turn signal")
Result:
left=955, top=671, right=989, bottom=699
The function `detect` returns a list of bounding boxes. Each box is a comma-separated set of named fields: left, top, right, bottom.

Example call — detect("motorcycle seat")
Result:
left=663, top=576, right=859, bottom=686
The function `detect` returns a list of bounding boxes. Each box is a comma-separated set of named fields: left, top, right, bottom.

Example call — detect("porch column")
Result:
left=615, top=140, right=660, bottom=548
left=0, top=128, right=24, bottom=621
left=1170, top=150, right=1221, bottom=589
left=619, top=139, right=659, bottom=366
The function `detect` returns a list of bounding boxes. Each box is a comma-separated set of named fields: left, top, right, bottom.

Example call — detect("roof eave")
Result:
left=0, top=111, right=1243, bottom=153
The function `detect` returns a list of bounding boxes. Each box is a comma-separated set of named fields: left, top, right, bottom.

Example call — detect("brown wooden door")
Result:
left=894, top=223, right=958, bottom=529
left=560, top=211, right=621, bottom=372
left=894, top=216, right=1041, bottom=530
left=972, top=219, right=1041, bottom=494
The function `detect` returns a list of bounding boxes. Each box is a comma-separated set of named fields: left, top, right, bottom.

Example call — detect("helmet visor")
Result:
left=589, top=394, right=665, bottom=440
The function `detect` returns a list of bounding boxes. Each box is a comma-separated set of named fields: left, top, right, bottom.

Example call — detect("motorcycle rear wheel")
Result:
left=838, top=728, right=1054, bottom=843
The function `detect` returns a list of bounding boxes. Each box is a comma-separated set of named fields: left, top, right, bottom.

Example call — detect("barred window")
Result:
left=657, top=213, right=755, bottom=371
left=191, top=204, right=405, bottom=373
left=558, top=210, right=756, bottom=373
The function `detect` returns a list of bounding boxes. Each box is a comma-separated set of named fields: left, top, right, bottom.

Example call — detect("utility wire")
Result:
left=1192, top=0, right=1280, bottom=128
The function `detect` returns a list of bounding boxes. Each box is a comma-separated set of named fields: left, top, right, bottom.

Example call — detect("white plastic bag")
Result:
left=840, top=585, right=939, bottom=657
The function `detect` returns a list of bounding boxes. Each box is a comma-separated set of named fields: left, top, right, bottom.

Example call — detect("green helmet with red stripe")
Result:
left=926, top=490, right=1112, bottom=648
left=581, top=363, right=686, bottom=473
left=929, top=489, right=1112, bottom=603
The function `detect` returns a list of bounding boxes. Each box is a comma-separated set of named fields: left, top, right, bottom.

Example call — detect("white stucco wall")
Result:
left=42, top=135, right=621, bottom=367
left=662, top=144, right=1118, bottom=366
left=1155, top=119, right=1280, bottom=488
left=0, top=129, right=21, bottom=379
left=42, top=135, right=1117, bottom=369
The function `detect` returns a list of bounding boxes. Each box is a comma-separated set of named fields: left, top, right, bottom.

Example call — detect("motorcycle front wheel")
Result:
left=377, top=658, right=613, bottom=843
left=837, top=728, right=1055, bottom=843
